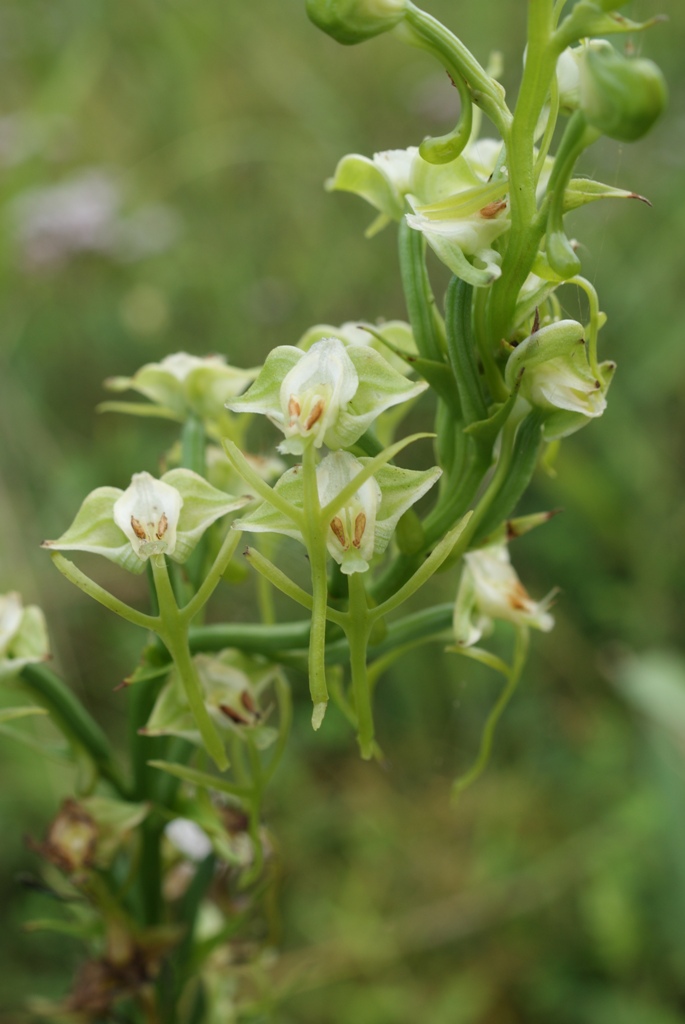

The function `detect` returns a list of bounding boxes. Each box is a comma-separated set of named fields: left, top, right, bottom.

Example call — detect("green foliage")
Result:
left=0, top=0, right=683, bottom=1021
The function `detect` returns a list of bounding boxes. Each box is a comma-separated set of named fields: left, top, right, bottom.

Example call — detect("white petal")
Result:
left=280, top=337, right=359, bottom=449
left=113, top=472, right=184, bottom=559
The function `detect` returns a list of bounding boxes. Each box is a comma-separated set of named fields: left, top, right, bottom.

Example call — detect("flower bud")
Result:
left=579, top=43, right=667, bottom=142
left=305, top=0, right=406, bottom=45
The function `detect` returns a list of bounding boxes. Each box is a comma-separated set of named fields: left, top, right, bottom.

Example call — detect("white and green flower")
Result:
left=227, top=336, right=426, bottom=455
left=504, top=318, right=616, bottom=439
left=328, top=137, right=509, bottom=286
left=0, top=591, right=49, bottom=682
left=102, top=351, right=257, bottom=424
left=296, top=319, right=418, bottom=376
left=144, top=650, right=279, bottom=750
left=235, top=450, right=441, bottom=575
left=43, top=469, right=248, bottom=574
left=453, top=544, right=555, bottom=647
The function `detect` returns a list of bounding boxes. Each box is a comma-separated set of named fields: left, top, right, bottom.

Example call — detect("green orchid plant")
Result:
left=3, top=0, right=666, bottom=1020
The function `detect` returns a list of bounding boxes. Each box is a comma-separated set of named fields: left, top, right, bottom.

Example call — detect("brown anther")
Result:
left=353, top=512, right=366, bottom=549
left=130, top=516, right=147, bottom=541
left=240, top=690, right=258, bottom=716
left=304, top=399, right=325, bottom=430
left=155, top=513, right=168, bottom=540
left=220, top=704, right=251, bottom=726
left=508, top=582, right=531, bottom=611
left=330, top=516, right=347, bottom=549
left=479, top=200, right=507, bottom=220
left=288, top=396, right=301, bottom=422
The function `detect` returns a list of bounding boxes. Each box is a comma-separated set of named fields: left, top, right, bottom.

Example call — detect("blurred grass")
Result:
left=1, top=0, right=685, bottom=1020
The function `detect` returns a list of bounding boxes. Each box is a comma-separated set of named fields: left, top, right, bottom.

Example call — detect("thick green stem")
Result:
left=487, top=0, right=557, bottom=346
left=346, top=573, right=374, bottom=760
left=49, top=553, right=159, bottom=632
left=20, top=662, right=127, bottom=795
left=452, top=626, right=530, bottom=797
left=152, top=557, right=228, bottom=771
left=398, top=218, right=444, bottom=363
left=302, top=444, right=330, bottom=725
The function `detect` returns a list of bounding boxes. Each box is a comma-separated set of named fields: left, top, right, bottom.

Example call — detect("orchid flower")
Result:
left=453, top=544, right=556, bottom=647
left=235, top=450, right=441, bottom=575
left=227, top=336, right=426, bottom=454
left=43, top=469, right=248, bottom=574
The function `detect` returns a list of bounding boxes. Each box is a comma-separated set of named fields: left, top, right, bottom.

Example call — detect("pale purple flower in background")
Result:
left=8, top=168, right=181, bottom=269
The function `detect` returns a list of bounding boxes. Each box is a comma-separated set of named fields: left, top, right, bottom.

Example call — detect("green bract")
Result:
left=43, top=469, right=248, bottom=574
left=453, top=543, right=555, bottom=647
left=579, top=43, right=667, bottom=142
left=305, top=0, right=406, bottom=45
left=0, top=591, right=49, bottom=682
left=227, top=336, right=427, bottom=454
left=144, top=650, right=279, bottom=750
left=235, top=450, right=441, bottom=575
left=504, top=319, right=616, bottom=439
left=102, top=351, right=257, bottom=424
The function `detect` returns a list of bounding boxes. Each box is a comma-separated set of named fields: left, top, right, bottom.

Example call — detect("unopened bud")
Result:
left=305, top=0, right=406, bottom=45
left=580, top=43, right=667, bottom=142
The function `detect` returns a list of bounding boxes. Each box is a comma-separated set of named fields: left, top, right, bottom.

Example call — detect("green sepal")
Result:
left=160, top=469, right=249, bottom=564
left=362, top=325, right=458, bottom=406
left=42, top=487, right=146, bottom=574
left=227, top=346, right=301, bottom=417
left=564, top=177, right=650, bottom=212
left=326, top=153, right=405, bottom=223
left=504, top=319, right=586, bottom=387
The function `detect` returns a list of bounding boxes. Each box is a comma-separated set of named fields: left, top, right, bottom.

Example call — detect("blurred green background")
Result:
left=1, top=0, right=684, bottom=1020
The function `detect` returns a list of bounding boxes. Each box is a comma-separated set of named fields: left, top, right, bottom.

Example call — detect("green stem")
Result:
left=346, top=573, right=374, bottom=760
left=372, top=514, right=472, bottom=621
left=20, top=662, right=127, bottom=796
left=398, top=218, right=444, bottom=363
left=181, top=527, right=243, bottom=623
left=487, top=0, right=557, bottom=345
left=49, top=553, right=159, bottom=632
left=152, top=557, right=228, bottom=771
left=302, top=444, right=330, bottom=725
left=452, top=626, right=529, bottom=797
left=244, top=546, right=346, bottom=627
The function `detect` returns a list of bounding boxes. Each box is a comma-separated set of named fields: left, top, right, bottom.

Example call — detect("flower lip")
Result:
left=113, top=472, right=183, bottom=558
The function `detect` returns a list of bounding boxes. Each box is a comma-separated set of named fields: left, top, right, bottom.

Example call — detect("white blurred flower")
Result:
left=9, top=168, right=181, bottom=269
left=165, top=818, right=213, bottom=862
